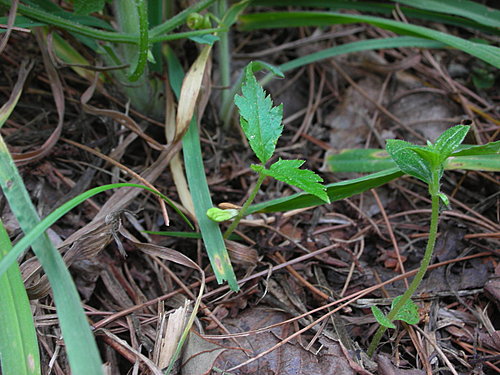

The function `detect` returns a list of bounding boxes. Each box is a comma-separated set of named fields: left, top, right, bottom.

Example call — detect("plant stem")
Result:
left=367, top=173, right=441, bottom=356
left=215, top=0, right=232, bottom=120
left=7, top=1, right=136, bottom=43
left=223, top=173, right=266, bottom=239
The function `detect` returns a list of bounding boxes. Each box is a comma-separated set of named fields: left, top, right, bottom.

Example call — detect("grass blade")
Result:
left=446, top=154, right=500, bottom=171
left=239, top=12, right=500, bottom=68
left=251, top=1, right=499, bottom=34
left=326, top=144, right=500, bottom=173
left=183, top=120, right=239, bottom=290
left=327, top=149, right=397, bottom=173
left=0, top=141, right=104, bottom=375
left=0, top=221, right=40, bottom=375
left=394, top=0, right=500, bottom=28
left=248, top=168, right=403, bottom=214
left=165, top=47, right=239, bottom=291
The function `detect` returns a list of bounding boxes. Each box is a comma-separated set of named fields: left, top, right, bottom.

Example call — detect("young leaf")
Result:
left=371, top=306, right=396, bottom=329
left=437, top=192, right=450, bottom=207
left=207, top=207, right=239, bottom=222
left=392, top=296, right=420, bottom=325
left=408, top=145, right=440, bottom=167
left=254, top=159, right=330, bottom=203
left=434, top=125, right=470, bottom=160
left=234, top=65, right=283, bottom=164
left=386, top=139, right=432, bottom=184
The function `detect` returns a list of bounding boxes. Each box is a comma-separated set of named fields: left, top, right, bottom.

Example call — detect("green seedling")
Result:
left=207, top=62, right=329, bottom=237
left=367, top=124, right=470, bottom=356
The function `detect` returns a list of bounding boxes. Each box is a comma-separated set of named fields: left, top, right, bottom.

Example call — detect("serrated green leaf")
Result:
left=207, top=207, right=239, bottom=222
left=386, top=139, right=432, bottom=184
left=234, top=65, right=283, bottom=164
left=371, top=305, right=396, bottom=329
left=261, top=159, right=329, bottom=203
left=434, top=125, right=470, bottom=160
left=391, top=296, right=420, bottom=325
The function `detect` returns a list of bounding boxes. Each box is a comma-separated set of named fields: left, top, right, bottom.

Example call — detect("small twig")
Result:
left=414, top=326, right=459, bottom=375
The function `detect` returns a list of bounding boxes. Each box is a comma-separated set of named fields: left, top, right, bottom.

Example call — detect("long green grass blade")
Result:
left=251, top=1, right=499, bottom=34
left=0, top=221, right=40, bottom=375
left=239, top=12, right=500, bottom=67
left=327, top=149, right=397, bottom=173
left=0, top=137, right=104, bottom=375
left=326, top=143, right=500, bottom=173
left=278, top=36, right=445, bottom=75
left=0, top=61, right=103, bottom=374
left=165, top=47, right=239, bottom=291
left=182, top=121, right=239, bottom=290
left=394, top=0, right=500, bottom=28
left=446, top=154, right=500, bottom=171
left=248, top=168, right=403, bottom=214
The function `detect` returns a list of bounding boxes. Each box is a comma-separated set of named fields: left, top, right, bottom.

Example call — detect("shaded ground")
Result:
left=1, top=8, right=499, bottom=375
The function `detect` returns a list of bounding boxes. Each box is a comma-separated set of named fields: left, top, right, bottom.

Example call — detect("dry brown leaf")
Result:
left=11, top=29, right=63, bottom=165
left=81, top=74, right=165, bottom=151
left=214, top=308, right=356, bottom=375
left=158, top=300, right=191, bottom=369
left=180, top=331, right=227, bottom=375
left=175, top=45, right=211, bottom=142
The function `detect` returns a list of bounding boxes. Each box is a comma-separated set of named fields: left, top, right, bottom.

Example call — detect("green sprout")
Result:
left=207, top=62, right=329, bottom=237
left=367, top=124, right=470, bottom=356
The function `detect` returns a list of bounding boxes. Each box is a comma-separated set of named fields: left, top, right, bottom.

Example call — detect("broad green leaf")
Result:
left=371, top=306, right=396, bottom=329
left=255, top=159, right=329, bottom=203
left=386, top=140, right=432, bottom=184
left=248, top=168, right=403, bottom=214
left=234, top=65, right=283, bottom=164
left=391, top=296, right=420, bottom=325
left=434, top=125, right=470, bottom=159
left=207, top=207, right=239, bottom=222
